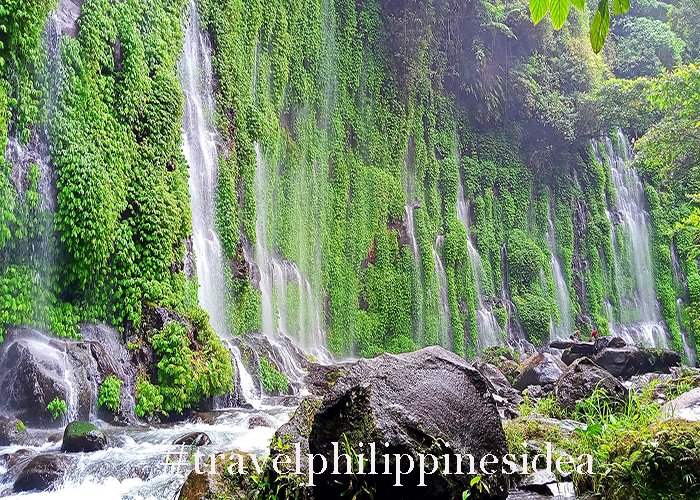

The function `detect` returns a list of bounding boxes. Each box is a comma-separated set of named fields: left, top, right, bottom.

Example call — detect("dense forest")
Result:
left=0, top=0, right=699, bottom=498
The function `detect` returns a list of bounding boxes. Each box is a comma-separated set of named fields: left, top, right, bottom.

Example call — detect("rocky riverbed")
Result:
left=0, top=327, right=699, bottom=499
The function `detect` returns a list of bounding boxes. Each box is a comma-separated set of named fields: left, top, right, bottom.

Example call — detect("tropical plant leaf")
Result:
left=613, top=0, right=630, bottom=15
left=530, top=0, right=549, bottom=25
left=590, top=0, right=610, bottom=53
left=550, top=0, right=571, bottom=29
left=571, top=0, right=586, bottom=10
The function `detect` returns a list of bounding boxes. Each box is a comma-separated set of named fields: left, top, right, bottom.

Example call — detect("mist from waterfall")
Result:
left=594, top=130, right=669, bottom=348
left=179, top=0, right=257, bottom=402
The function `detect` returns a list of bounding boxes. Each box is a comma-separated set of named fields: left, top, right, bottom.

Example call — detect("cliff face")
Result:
left=0, top=0, right=697, bottom=365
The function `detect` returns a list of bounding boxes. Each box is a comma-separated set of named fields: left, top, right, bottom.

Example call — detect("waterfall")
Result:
left=253, top=143, right=326, bottom=366
left=179, top=0, right=256, bottom=403
left=456, top=178, right=503, bottom=352
left=594, top=130, right=669, bottom=348
left=546, top=198, right=574, bottom=339
left=677, top=298, right=697, bottom=366
left=433, top=235, right=452, bottom=347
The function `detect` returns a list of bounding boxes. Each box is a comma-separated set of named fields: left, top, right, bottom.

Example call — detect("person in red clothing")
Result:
left=590, top=329, right=599, bottom=340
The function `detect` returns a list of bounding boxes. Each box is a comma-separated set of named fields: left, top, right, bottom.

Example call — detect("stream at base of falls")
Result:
left=0, top=406, right=293, bottom=499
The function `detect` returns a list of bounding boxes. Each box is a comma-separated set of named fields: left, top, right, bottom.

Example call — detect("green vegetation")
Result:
left=505, top=387, right=700, bottom=498
left=134, top=376, right=164, bottom=418
left=98, top=375, right=124, bottom=413
left=47, top=397, right=67, bottom=421
left=1, top=0, right=699, bottom=421
left=150, top=319, right=233, bottom=414
left=259, top=357, right=289, bottom=395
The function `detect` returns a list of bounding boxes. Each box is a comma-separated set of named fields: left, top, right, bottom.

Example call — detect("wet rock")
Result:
left=304, top=363, right=349, bottom=397
left=236, top=333, right=311, bottom=398
left=474, top=361, right=523, bottom=418
left=549, top=340, right=575, bottom=350
left=555, top=358, right=627, bottom=411
left=661, top=387, right=700, bottom=421
left=178, top=450, right=259, bottom=500
left=518, top=470, right=558, bottom=495
left=13, top=454, right=75, bottom=492
left=173, top=432, right=212, bottom=447
left=61, top=421, right=107, bottom=452
left=306, top=346, right=509, bottom=499
left=55, top=0, right=84, bottom=37
left=594, top=336, right=626, bottom=353
left=248, top=415, right=271, bottom=429
left=514, top=353, right=567, bottom=391
left=0, top=416, right=26, bottom=446
left=594, top=346, right=680, bottom=379
left=0, top=331, right=75, bottom=426
left=0, top=327, right=137, bottom=426
left=560, top=342, right=595, bottom=365
left=0, top=449, right=33, bottom=484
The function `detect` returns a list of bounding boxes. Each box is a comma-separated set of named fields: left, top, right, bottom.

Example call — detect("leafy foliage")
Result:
left=98, top=375, right=124, bottom=413
left=134, top=376, right=164, bottom=418
left=47, top=397, right=67, bottom=421
left=259, top=357, right=289, bottom=395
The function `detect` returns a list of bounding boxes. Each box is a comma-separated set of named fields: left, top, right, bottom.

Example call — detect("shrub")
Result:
left=259, top=357, right=289, bottom=394
left=98, top=375, right=123, bottom=413
left=47, top=397, right=68, bottom=420
left=134, top=376, right=163, bottom=418
left=507, top=230, right=546, bottom=292
left=514, top=293, right=552, bottom=345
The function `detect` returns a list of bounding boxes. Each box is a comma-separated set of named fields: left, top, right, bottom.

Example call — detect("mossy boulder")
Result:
left=178, top=450, right=259, bottom=500
left=61, top=421, right=107, bottom=452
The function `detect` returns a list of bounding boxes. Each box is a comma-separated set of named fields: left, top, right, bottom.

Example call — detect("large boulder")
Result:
left=305, top=347, right=509, bottom=499
left=555, top=358, right=628, bottom=411
left=514, top=353, right=567, bottom=391
left=560, top=342, right=596, bottom=365
left=61, top=421, right=107, bottom=452
left=593, top=336, right=627, bottom=353
left=594, top=346, right=680, bottom=379
left=13, top=454, right=75, bottom=492
left=661, top=388, right=700, bottom=422
left=0, top=327, right=137, bottom=426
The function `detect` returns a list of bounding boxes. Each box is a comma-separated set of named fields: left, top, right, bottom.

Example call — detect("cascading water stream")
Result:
left=179, top=0, right=257, bottom=404
left=593, top=130, right=669, bottom=348
left=404, top=203, right=426, bottom=344
left=253, top=143, right=327, bottom=372
left=433, top=235, right=452, bottom=346
left=456, top=178, right=503, bottom=352
left=546, top=198, right=574, bottom=339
